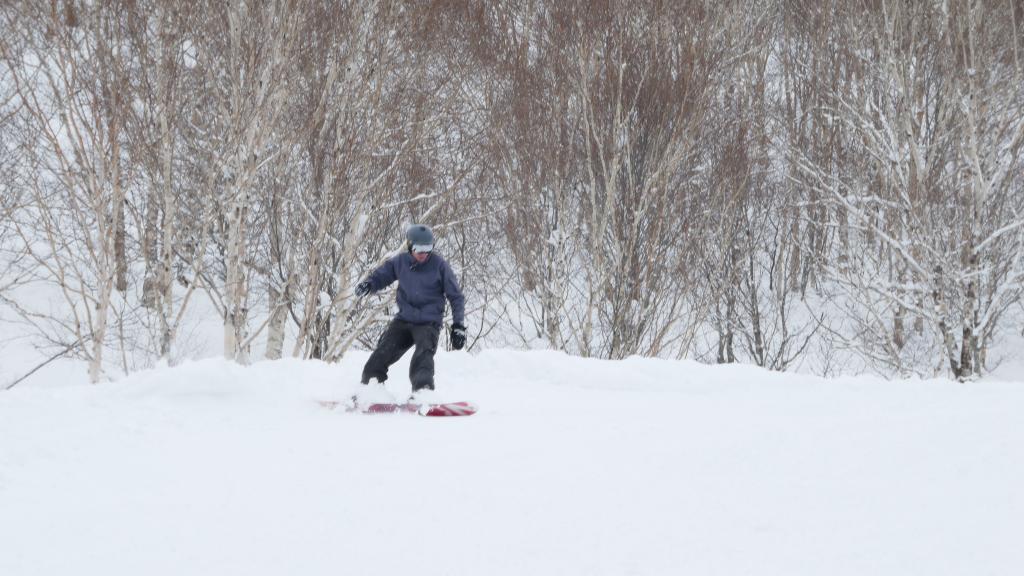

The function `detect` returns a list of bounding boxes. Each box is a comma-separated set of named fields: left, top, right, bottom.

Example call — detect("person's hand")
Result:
left=450, top=323, right=467, bottom=350
left=355, top=281, right=372, bottom=297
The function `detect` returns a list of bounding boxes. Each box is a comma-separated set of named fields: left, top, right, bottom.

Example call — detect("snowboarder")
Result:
left=353, top=224, right=466, bottom=404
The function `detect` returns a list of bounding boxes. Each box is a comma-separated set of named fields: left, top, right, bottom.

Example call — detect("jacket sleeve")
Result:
left=365, top=257, right=399, bottom=292
left=442, top=261, right=466, bottom=325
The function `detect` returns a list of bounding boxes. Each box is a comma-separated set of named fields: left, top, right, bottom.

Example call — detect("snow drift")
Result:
left=1, top=350, right=1021, bottom=576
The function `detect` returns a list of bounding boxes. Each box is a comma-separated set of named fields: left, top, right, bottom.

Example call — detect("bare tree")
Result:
left=119, top=1, right=211, bottom=363
left=794, top=0, right=1024, bottom=379
left=255, top=1, right=477, bottom=362
left=1, top=1, right=135, bottom=382
left=2, top=0, right=1020, bottom=383
left=483, top=1, right=743, bottom=359
left=177, top=0, right=303, bottom=363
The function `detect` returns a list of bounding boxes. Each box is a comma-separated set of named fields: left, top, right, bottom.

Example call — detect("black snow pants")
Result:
left=361, top=319, right=441, bottom=391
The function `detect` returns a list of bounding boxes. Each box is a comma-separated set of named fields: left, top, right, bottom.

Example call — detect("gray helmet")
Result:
left=406, top=224, right=434, bottom=253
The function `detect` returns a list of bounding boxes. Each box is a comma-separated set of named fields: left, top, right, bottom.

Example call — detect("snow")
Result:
left=1, top=349, right=1022, bottom=576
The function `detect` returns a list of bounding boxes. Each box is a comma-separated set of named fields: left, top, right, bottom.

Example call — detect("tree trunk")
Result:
left=224, top=193, right=250, bottom=363
left=264, top=284, right=288, bottom=360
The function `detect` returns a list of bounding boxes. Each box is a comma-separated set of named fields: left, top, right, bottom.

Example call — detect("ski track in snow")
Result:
left=1, top=350, right=1021, bottom=576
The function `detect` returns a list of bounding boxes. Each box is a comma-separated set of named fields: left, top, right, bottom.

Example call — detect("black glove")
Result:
left=450, top=323, right=467, bottom=350
left=355, top=281, right=372, bottom=297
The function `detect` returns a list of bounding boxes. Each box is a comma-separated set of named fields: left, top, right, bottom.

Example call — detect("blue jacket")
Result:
left=364, top=252, right=465, bottom=326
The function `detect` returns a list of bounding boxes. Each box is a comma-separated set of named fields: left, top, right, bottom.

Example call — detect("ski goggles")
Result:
left=411, top=243, right=433, bottom=254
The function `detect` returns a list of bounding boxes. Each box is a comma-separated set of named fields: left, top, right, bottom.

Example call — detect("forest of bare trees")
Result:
left=1, top=0, right=1022, bottom=383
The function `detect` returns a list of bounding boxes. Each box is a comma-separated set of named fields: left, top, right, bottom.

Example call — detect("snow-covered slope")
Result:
left=1, top=350, right=1021, bottom=576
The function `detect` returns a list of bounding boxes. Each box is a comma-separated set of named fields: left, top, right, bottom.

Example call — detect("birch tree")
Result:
left=795, top=0, right=1024, bottom=379
left=700, top=2, right=822, bottom=370
left=942, top=0, right=1024, bottom=378
left=486, top=1, right=740, bottom=359
left=482, top=3, right=580, bottom=350
left=1, top=1, right=138, bottom=382
left=258, top=1, right=473, bottom=361
left=119, top=1, right=210, bottom=362
left=0, top=67, right=24, bottom=306
left=1, top=0, right=1020, bottom=382
left=186, top=0, right=301, bottom=363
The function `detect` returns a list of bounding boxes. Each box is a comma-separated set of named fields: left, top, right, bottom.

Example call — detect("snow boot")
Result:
left=408, top=387, right=442, bottom=406
left=349, top=378, right=395, bottom=409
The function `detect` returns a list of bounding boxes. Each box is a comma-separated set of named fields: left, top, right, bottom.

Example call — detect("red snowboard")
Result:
left=319, top=400, right=477, bottom=417
left=364, top=401, right=477, bottom=417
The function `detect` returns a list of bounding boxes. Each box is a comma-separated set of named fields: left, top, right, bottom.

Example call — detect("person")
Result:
left=353, top=224, right=466, bottom=404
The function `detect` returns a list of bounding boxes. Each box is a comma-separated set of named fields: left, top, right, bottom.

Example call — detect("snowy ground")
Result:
left=1, top=349, right=1022, bottom=576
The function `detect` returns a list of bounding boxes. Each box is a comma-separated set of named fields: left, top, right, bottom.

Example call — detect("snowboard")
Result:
left=319, top=399, right=477, bottom=417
